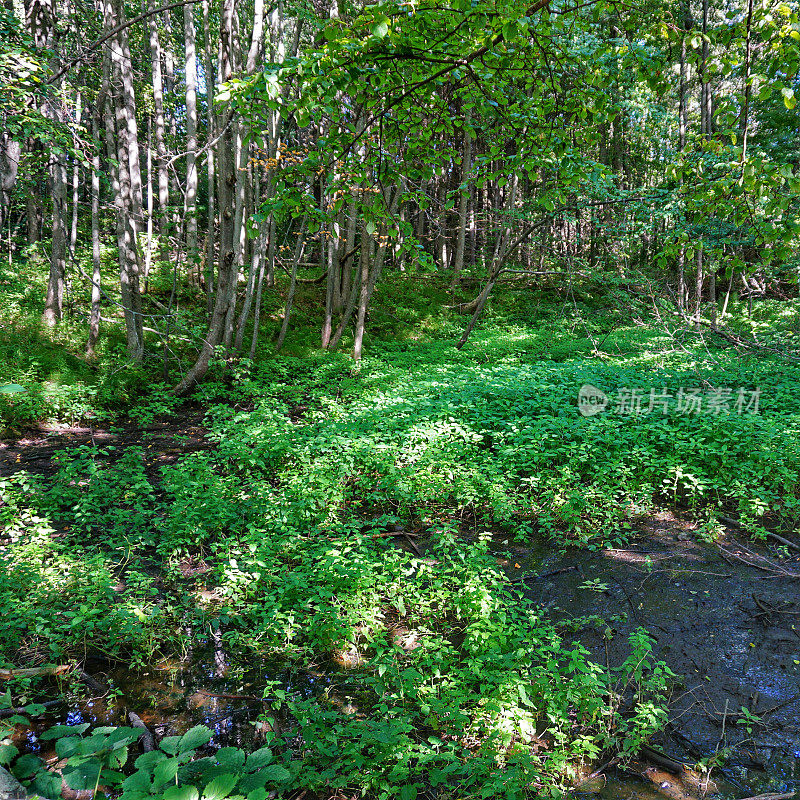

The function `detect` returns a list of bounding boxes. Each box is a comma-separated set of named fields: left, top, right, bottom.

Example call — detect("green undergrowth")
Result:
left=1, top=467, right=672, bottom=797
left=3, top=282, right=800, bottom=796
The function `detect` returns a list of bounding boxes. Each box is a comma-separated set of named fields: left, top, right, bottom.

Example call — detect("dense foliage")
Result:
left=3, top=0, right=800, bottom=794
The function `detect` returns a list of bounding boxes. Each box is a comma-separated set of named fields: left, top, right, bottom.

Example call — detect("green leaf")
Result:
left=153, top=756, right=180, bottom=787
left=28, top=769, right=62, bottom=800
left=0, top=745, right=18, bottom=765
left=260, top=764, right=291, bottom=784
left=0, top=383, right=25, bottom=394
left=179, top=726, right=213, bottom=754
left=370, top=15, right=389, bottom=38
left=64, top=760, right=102, bottom=791
left=244, top=748, right=273, bottom=771
left=159, top=736, right=181, bottom=756
left=400, top=786, right=418, bottom=800
left=215, top=748, right=245, bottom=770
left=123, top=769, right=153, bottom=793
left=55, top=737, right=81, bottom=759
left=12, top=754, right=42, bottom=779
left=134, top=750, right=167, bottom=771
left=163, top=786, right=200, bottom=800
left=202, top=772, right=239, bottom=800
left=40, top=723, right=90, bottom=740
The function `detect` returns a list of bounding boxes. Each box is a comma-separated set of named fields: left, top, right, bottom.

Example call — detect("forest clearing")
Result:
left=1, top=0, right=800, bottom=797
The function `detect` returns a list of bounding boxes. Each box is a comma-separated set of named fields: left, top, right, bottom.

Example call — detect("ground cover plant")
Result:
left=2, top=285, right=800, bottom=797
left=3, top=0, right=800, bottom=788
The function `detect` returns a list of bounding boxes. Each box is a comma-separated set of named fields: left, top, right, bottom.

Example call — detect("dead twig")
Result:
left=0, top=698, right=64, bottom=719
left=716, top=541, right=800, bottom=579
left=719, top=515, right=800, bottom=552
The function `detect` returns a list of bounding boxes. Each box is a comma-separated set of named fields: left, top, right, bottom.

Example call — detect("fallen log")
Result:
left=0, top=698, right=64, bottom=719
left=736, top=793, right=797, bottom=800
left=0, top=765, right=26, bottom=800
left=640, top=744, right=688, bottom=775
left=127, top=711, right=155, bottom=752
left=0, top=665, right=71, bottom=680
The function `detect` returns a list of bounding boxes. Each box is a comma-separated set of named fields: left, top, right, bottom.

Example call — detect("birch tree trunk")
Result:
left=104, top=0, right=143, bottom=359
left=202, top=0, right=215, bottom=309
left=173, top=0, right=238, bottom=394
left=87, top=114, right=102, bottom=357
left=450, top=122, right=472, bottom=291
left=43, top=153, right=67, bottom=325
left=148, top=1, right=170, bottom=232
left=184, top=0, right=199, bottom=268
left=68, top=91, right=82, bottom=259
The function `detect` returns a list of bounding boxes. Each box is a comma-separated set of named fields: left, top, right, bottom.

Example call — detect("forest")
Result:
left=1, top=0, right=800, bottom=797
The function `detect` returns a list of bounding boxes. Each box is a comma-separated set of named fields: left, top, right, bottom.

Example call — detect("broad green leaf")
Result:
left=153, top=756, right=180, bottom=787
left=244, top=748, right=273, bottom=771
left=260, top=764, right=291, bottom=784
left=163, top=786, right=200, bottom=800
left=202, top=772, right=239, bottom=800
left=179, top=726, right=213, bottom=754
left=215, top=748, right=245, bottom=770
left=0, top=745, right=16, bottom=766
left=40, top=723, right=90, bottom=740
left=64, top=760, right=102, bottom=791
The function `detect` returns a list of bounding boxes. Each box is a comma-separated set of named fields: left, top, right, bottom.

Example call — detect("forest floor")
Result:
left=2, top=410, right=799, bottom=800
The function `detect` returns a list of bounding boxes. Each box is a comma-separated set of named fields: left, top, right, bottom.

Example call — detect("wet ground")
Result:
left=0, top=409, right=213, bottom=481
left=2, top=419, right=800, bottom=798
left=494, top=512, right=800, bottom=798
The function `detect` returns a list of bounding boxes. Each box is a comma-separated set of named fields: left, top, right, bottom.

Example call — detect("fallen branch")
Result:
left=513, top=565, right=579, bottom=583
left=195, top=689, right=265, bottom=702
left=0, top=665, right=71, bottom=680
left=79, top=671, right=110, bottom=697
left=0, top=699, right=64, bottom=719
left=718, top=515, right=800, bottom=552
left=716, top=541, right=800, bottom=579
left=584, top=756, right=618, bottom=781
left=736, top=793, right=797, bottom=800
left=127, top=711, right=156, bottom=752
left=0, top=765, right=26, bottom=800
left=639, top=744, right=688, bottom=775
left=703, top=322, right=800, bottom=363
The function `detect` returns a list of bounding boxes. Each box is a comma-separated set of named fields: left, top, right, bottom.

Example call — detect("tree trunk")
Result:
left=68, top=91, right=82, bottom=259
left=104, top=0, right=143, bottom=359
left=43, top=153, right=67, bottom=325
left=25, top=189, right=40, bottom=245
left=0, top=136, right=20, bottom=234
left=275, top=215, right=308, bottom=352
left=148, top=0, right=170, bottom=232
left=352, top=223, right=371, bottom=363
left=202, top=0, right=215, bottom=310
left=184, top=0, right=199, bottom=267
left=87, top=114, right=102, bottom=357
left=451, top=122, right=472, bottom=290
left=173, top=0, right=238, bottom=395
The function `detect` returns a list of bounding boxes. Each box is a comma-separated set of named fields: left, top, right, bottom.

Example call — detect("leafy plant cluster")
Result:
left=4, top=302, right=800, bottom=796
left=5, top=723, right=292, bottom=800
